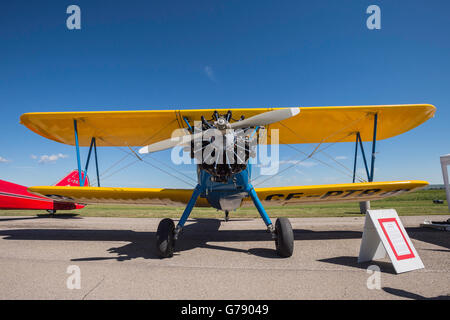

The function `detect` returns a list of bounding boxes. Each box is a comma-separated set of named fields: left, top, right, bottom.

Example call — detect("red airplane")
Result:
left=0, top=170, right=88, bottom=214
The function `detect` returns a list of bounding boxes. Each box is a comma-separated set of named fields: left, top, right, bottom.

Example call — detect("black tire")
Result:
left=47, top=210, right=56, bottom=215
left=275, top=218, right=294, bottom=257
left=156, top=218, right=175, bottom=258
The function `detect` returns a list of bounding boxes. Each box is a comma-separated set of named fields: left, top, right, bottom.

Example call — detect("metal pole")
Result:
left=177, top=184, right=202, bottom=228
left=248, top=185, right=272, bottom=227
left=352, top=133, right=359, bottom=183
left=440, top=155, right=450, bottom=212
left=183, top=117, right=193, bottom=133
left=93, top=138, right=100, bottom=187
left=73, top=120, right=84, bottom=187
left=357, top=132, right=371, bottom=181
left=84, top=137, right=95, bottom=173
left=369, top=113, right=378, bottom=182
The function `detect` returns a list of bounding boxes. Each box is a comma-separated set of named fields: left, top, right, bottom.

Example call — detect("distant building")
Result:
left=425, top=184, right=445, bottom=190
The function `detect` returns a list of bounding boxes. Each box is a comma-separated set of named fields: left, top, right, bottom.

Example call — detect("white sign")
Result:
left=358, top=209, right=424, bottom=274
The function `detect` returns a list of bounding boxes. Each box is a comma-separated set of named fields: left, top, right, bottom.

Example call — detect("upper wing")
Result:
left=27, top=186, right=210, bottom=207
left=20, top=104, right=435, bottom=146
left=249, top=180, right=428, bottom=206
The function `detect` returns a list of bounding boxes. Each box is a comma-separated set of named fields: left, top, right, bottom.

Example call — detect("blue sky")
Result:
left=0, top=1, right=449, bottom=188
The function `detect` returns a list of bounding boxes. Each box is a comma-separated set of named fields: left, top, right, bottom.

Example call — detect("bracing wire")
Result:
left=82, top=118, right=197, bottom=188
left=252, top=115, right=368, bottom=186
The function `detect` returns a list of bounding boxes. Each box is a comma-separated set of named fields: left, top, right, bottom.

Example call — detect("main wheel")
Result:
left=275, top=218, right=294, bottom=257
left=156, top=218, right=176, bottom=258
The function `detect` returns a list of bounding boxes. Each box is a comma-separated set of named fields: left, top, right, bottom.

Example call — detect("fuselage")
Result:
left=0, top=179, right=83, bottom=211
left=198, top=164, right=252, bottom=211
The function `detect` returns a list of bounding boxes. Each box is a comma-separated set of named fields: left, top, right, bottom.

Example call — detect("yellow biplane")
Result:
left=20, top=104, right=435, bottom=258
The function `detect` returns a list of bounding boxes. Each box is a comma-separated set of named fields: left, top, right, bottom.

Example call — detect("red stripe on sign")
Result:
left=378, top=218, right=415, bottom=261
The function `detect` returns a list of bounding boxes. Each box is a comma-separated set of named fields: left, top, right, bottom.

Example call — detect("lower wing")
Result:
left=27, top=186, right=209, bottom=207
left=28, top=180, right=427, bottom=207
left=251, top=180, right=428, bottom=206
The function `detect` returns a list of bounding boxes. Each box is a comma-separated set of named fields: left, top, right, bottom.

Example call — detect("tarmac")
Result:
left=0, top=214, right=449, bottom=300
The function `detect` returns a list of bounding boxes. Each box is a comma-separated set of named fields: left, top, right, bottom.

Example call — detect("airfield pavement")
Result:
left=0, top=215, right=449, bottom=300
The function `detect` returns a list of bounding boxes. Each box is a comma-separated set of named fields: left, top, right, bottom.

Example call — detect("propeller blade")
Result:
left=229, top=107, right=300, bottom=129
left=139, top=131, right=201, bottom=154
left=138, top=128, right=219, bottom=154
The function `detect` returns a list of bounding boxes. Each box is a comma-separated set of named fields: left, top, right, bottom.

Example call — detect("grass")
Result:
left=0, top=189, right=448, bottom=219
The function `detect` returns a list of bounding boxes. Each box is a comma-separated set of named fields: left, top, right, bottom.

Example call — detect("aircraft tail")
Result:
left=55, top=170, right=90, bottom=187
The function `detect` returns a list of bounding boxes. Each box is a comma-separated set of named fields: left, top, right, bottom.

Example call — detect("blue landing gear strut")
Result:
left=247, top=186, right=275, bottom=234
left=156, top=185, right=203, bottom=258
left=155, top=181, right=294, bottom=258
left=247, top=184, right=294, bottom=257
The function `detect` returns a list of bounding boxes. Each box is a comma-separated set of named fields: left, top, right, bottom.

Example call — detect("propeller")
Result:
left=228, top=107, right=299, bottom=129
left=138, top=107, right=300, bottom=154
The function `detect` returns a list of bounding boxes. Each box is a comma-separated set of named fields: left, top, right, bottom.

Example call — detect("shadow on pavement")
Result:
left=317, top=256, right=396, bottom=274
left=0, top=218, right=361, bottom=261
left=1, top=218, right=448, bottom=263
left=383, top=287, right=450, bottom=300
left=0, top=213, right=81, bottom=222
left=406, top=227, right=450, bottom=250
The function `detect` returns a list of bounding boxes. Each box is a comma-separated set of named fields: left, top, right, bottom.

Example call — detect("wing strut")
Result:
left=73, top=120, right=84, bottom=187
left=84, top=137, right=101, bottom=187
left=352, top=113, right=378, bottom=182
left=73, top=120, right=101, bottom=187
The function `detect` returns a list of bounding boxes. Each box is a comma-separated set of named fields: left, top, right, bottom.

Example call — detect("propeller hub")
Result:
left=215, top=117, right=228, bottom=130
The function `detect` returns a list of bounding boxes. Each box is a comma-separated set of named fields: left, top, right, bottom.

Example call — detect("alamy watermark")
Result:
left=170, top=127, right=280, bottom=176
left=66, top=265, right=81, bottom=289
left=366, top=265, right=381, bottom=290
left=66, top=5, right=81, bottom=30
left=366, top=5, right=381, bottom=30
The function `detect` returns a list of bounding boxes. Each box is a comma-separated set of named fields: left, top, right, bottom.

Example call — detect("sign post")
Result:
left=358, top=209, right=424, bottom=274
left=440, top=154, right=450, bottom=212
